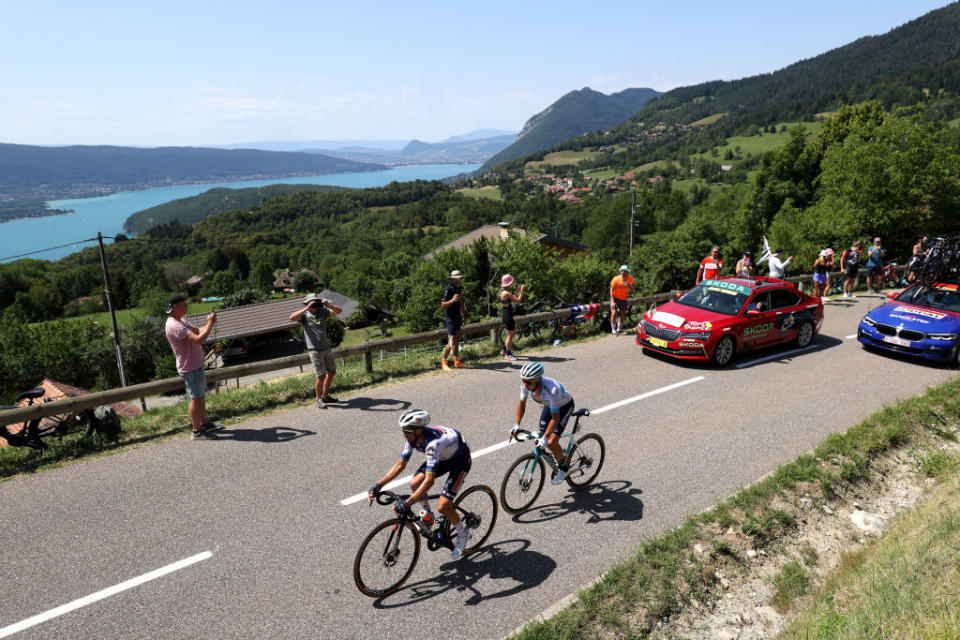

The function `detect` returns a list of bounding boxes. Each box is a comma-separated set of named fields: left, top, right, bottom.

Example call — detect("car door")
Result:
left=768, top=288, right=803, bottom=344
left=740, top=291, right=779, bottom=348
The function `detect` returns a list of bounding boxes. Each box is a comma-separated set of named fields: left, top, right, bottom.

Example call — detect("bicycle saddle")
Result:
left=573, top=408, right=590, bottom=417
left=17, top=387, right=45, bottom=402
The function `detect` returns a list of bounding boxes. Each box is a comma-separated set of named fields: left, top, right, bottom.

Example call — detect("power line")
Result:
left=0, top=237, right=99, bottom=263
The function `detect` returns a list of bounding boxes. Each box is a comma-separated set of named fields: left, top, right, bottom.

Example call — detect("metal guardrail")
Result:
left=0, top=274, right=828, bottom=425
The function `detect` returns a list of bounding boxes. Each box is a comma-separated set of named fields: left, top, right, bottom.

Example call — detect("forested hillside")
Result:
left=0, top=144, right=384, bottom=220
left=481, top=87, right=661, bottom=169
left=124, top=184, right=343, bottom=235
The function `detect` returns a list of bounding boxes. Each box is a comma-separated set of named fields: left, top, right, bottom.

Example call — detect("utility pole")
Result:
left=629, top=186, right=637, bottom=258
left=97, top=232, right=141, bottom=410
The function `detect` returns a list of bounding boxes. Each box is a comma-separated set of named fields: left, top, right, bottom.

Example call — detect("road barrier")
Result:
left=0, top=273, right=830, bottom=425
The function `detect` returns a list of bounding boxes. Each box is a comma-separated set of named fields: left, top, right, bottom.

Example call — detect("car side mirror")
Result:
left=886, top=291, right=897, bottom=299
left=745, top=309, right=761, bottom=318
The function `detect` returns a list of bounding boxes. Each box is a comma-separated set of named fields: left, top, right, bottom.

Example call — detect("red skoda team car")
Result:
left=636, top=277, right=824, bottom=366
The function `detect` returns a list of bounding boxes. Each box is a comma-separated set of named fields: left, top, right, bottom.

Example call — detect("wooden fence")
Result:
left=0, top=274, right=828, bottom=425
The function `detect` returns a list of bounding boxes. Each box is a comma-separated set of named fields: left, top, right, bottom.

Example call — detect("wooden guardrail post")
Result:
left=362, top=350, right=373, bottom=374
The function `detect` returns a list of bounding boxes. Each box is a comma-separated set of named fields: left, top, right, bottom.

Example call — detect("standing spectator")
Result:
left=290, top=293, right=343, bottom=408
left=841, top=240, right=862, bottom=298
left=866, top=237, right=886, bottom=294
left=823, top=248, right=836, bottom=294
left=812, top=250, right=833, bottom=301
left=499, top=274, right=524, bottom=360
left=440, top=270, right=466, bottom=370
left=735, top=251, right=753, bottom=277
left=696, top=247, right=724, bottom=284
left=609, top=265, right=635, bottom=335
left=768, top=248, right=793, bottom=279
left=164, top=294, right=219, bottom=439
left=908, top=236, right=928, bottom=282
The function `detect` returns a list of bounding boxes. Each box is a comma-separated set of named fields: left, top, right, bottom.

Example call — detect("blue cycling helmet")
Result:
left=520, top=361, right=544, bottom=380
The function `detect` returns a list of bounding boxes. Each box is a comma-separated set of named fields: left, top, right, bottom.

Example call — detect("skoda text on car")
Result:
left=635, top=277, right=824, bottom=366
left=857, top=282, right=960, bottom=365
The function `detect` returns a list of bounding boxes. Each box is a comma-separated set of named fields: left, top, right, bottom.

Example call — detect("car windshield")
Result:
left=895, top=283, right=960, bottom=312
left=675, top=280, right=751, bottom=316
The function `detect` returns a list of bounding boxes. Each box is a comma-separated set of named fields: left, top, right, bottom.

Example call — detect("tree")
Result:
left=249, top=261, right=274, bottom=291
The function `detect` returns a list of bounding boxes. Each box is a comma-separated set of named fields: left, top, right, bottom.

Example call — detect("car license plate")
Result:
left=649, top=337, right=668, bottom=348
left=882, top=335, right=911, bottom=347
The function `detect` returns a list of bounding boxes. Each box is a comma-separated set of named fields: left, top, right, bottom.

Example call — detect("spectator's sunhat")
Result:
left=165, top=294, right=187, bottom=314
left=449, top=270, right=464, bottom=279
left=619, top=265, right=630, bottom=272
left=825, top=248, right=835, bottom=256
left=302, top=293, right=321, bottom=306
left=874, top=237, right=881, bottom=243
left=501, top=274, right=514, bottom=288
left=819, top=250, right=827, bottom=257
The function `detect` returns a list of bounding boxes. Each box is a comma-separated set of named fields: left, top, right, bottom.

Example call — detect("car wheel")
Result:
left=711, top=335, right=735, bottom=367
left=795, top=322, right=814, bottom=348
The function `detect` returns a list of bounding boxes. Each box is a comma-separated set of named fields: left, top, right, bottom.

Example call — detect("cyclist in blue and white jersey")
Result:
left=512, top=361, right=574, bottom=485
left=368, top=409, right=473, bottom=559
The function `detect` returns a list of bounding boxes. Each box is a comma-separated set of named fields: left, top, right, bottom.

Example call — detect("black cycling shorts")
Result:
left=415, top=444, right=472, bottom=499
left=538, top=400, right=575, bottom=437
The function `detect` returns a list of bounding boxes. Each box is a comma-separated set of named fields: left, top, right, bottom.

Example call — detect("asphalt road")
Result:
left=1, top=294, right=956, bottom=640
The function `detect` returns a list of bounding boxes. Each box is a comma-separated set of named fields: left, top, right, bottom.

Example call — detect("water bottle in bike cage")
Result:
left=418, top=510, right=434, bottom=529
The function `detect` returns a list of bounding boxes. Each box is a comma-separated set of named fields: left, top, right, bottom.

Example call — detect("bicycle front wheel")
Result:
left=353, top=518, right=421, bottom=597
left=445, top=484, right=498, bottom=557
left=500, top=453, right=545, bottom=514
left=564, top=433, right=606, bottom=489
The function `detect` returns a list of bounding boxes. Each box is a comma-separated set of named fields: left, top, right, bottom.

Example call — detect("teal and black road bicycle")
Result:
left=499, top=408, right=605, bottom=514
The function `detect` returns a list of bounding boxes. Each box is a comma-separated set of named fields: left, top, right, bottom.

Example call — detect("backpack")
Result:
left=92, top=405, right=122, bottom=439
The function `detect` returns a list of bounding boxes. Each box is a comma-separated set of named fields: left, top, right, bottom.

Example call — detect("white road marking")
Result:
left=846, top=334, right=858, bottom=339
left=590, top=376, right=704, bottom=415
left=734, top=346, right=815, bottom=369
left=0, top=552, right=212, bottom=638
left=340, top=376, right=704, bottom=505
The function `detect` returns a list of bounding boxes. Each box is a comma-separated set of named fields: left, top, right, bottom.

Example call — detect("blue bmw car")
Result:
left=857, top=282, right=960, bottom=364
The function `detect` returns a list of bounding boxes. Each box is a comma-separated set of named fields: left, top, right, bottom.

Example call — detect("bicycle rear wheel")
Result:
left=353, top=518, right=421, bottom=597
left=500, top=453, right=545, bottom=514
left=564, top=433, right=606, bottom=489
left=444, top=484, right=498, bottom=557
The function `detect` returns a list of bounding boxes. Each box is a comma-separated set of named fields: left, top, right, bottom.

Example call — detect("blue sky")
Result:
left=0, top=1, right=952, bottom=146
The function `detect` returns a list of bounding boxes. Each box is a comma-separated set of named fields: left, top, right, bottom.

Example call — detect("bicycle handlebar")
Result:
left=370, top=489, right=410, bottom=507
left=510, top=428, right=537, bottom=442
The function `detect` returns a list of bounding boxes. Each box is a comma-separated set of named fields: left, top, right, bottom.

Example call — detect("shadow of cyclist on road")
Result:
left=509, top=480, right=644, bottom=525
left=371, top=539, right=556, bottom=609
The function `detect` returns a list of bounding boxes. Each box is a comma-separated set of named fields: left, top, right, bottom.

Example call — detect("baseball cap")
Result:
left=166, top=294, right=187, bottom=314
left=619, top=265, right=630, bottom=272
left=774, top=247, right=784, bottom=254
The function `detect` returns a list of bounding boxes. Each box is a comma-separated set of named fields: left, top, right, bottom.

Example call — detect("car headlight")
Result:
left=927, top=333, right=958, bottom=341
left=682, top=332, right=712, bottom=340
left=861, top=316, right=877, bottom=327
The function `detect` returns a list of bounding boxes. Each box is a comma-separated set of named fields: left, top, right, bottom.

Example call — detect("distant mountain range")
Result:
left=213, top=129, right=518, bottom=165
left=0, top=144, right=385, bottom=221
left=481, top=87, right=662, bottom=170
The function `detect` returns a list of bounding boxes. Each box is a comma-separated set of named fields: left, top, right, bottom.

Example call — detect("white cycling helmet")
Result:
left=398, top=409, right=430, bottom=432
left=520, top=361, right=544, bottom=380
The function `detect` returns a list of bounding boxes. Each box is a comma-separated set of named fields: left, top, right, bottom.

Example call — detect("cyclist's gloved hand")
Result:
left=509, top=425, right=520, bottom=439
left=535, top=436, right=547, bottom=450
left=393, top=499, right=411, bottom=517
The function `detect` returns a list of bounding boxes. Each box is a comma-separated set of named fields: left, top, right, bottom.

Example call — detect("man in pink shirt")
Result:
left=164, top=294, right=219, bottom=439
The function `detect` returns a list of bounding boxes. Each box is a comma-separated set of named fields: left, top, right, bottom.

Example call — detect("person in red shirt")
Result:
left=696, top=247, right=724, bottom=284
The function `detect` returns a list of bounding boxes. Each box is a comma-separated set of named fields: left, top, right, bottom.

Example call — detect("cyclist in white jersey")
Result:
left=368, top=409, right=473, bottom=559
left=512, top=361, right=575, bottom=485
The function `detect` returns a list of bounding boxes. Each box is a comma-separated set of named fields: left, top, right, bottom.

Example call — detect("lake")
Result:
left=0, top=163, right=480, bottom=262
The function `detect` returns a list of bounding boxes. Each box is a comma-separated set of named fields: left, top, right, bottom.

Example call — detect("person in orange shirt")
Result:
left=696, top=247, right=724, bottom=284
left=609, top=265, right=634, bottom=335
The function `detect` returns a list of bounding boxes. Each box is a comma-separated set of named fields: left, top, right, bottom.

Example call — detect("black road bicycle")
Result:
left=353, top=486, right=498, bottom=597
left=499, top=408, right=605, bottom=514
left=0, top=387, right=102, bottom=451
